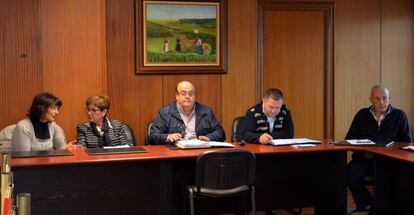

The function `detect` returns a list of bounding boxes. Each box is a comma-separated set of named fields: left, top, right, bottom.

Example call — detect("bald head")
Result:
left=370, top=85, right=389, bottom=97
left=176, top=81, right=195, bottom=93
left=370, top=84, right=390, bottom=114
left=176, top=81, right=196, bottom=112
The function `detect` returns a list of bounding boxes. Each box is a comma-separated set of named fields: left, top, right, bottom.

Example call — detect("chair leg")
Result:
left=251, top=186, right=256, bottom=215
left=188, top=188, right=195, bottom=215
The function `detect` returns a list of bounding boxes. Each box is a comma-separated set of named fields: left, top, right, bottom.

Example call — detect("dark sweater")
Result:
left=345, top=105, right=412, bottom=144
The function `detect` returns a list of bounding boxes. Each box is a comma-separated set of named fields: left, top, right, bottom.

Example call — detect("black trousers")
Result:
left=346, top=153, right=374, bottom=210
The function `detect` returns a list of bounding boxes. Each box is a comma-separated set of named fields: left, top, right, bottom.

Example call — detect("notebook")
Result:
left=12, top=149, right=73, bottom=158
left=85, top=146, right=147, bottom=155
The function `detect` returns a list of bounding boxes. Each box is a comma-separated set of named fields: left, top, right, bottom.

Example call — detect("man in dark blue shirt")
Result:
left=346, top=85, right=412, bottom=213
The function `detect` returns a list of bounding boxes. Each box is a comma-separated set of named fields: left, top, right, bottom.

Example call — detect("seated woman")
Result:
left=11, top=92, right=66, bottom=152
left=77, top=94, right=129, bottom=148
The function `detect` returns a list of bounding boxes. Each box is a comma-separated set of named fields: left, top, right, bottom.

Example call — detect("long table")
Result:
left=361, top=143, right=414, bottom=215
left=11, top=142, right=348, bottom=215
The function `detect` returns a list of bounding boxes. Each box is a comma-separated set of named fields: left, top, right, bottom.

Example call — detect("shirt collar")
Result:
left=369, top=105, right=391, bottom=116
left=85, top=118, right=113, bottom=129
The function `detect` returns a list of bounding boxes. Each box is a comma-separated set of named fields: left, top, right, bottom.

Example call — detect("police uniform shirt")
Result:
left=240, top=102, right=294, bottom=144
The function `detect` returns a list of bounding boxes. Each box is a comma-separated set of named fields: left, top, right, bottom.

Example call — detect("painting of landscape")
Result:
left=143, top=1, right=220, bottom=66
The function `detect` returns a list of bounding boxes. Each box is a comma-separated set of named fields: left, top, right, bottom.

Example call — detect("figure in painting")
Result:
left=175, top=36, right=182, bottom=52
left=163, top=37, right=169, bottom=53
left=195, top=37, right=203, bottom=55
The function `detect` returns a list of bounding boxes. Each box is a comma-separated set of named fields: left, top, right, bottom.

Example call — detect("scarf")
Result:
left=90, top=117, right=112, bottom=147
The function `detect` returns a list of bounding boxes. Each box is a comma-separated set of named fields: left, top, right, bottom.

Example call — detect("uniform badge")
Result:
left=257, top=119, right=266, bottom=124
left=254, top=113, right=261, bottom=118
left=282, top=110, right=287, bottom=115
left=250, top=108, right=255, bottom=112
left=278, top=117, right=284, bottom=121
left=275, top=124, right=283, bottom=128
left=257, top=126, right=268, bottom=131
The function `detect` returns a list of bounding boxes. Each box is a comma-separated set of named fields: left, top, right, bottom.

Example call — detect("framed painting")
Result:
left=136, top=0, right=227, bottom=74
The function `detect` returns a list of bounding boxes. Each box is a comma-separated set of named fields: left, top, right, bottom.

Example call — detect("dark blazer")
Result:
left=241, top=102, right=294, bottom=143
left=148, top=102, right=225, bottom=144
left=77, top=119, right=129, bottom=148
left=346, top=105, right=412, bottom=143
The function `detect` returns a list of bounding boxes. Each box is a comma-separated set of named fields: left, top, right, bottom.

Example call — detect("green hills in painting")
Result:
left=145, top=18, right=217, bottom=63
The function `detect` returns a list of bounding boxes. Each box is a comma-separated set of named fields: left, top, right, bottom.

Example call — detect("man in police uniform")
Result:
left=241, top=88, right=294, bottom=144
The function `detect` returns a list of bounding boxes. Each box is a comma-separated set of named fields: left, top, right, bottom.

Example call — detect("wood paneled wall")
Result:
left=381, top=0, right=414, bottom=135
left=0, top=0, right=42, bottom=129
left=41, top=0, right=107, bottom=141
left=1, top=0, right=413, bottom=144
left=334, top=0, right=381, bottom=139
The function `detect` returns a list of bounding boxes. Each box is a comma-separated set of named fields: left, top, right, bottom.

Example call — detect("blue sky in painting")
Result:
left=147, top=4, right=216, bottom=20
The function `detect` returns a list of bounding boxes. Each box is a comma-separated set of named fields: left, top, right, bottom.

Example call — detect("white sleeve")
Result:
left=11, top=123, right=31, bottom=152
left=52, top=123, right=67, bottom=150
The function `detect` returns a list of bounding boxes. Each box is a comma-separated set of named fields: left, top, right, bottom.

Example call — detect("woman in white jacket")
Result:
left=11, top=92, right=66, bottom=152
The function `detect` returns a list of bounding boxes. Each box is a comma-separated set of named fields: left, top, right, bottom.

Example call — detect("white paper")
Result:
left=103, top=145, right=131, bottom=149
left=208, top=141, right=235, bottom=148
left=402, top=146, right=414, bottom=150
left=345, top=139, right=375, bottom=145
left=270, top=138, right=321, bottom=146
left=176, top=140, right=235, bottom=148
left=176, top=140, right=210, bottom=148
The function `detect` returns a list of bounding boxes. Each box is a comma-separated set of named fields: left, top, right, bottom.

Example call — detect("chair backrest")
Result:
left=144, top=121, right=153, bottom=145
left=231, top=116, right=245, bottom=142
left=195, top=150, right=256, bottom=190
left=0, top=124, right=16, bottom=151
left=123, top=123, right=136, bottom=146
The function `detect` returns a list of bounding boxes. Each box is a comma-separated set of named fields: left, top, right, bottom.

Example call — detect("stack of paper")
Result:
left=175, top=140, right=235, bottom=149
left=270, top=138, right=321, bottom=146
left=345, top=139, right=375, bottom=145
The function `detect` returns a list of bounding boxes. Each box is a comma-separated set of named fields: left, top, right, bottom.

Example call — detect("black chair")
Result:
left=186, top=150, right=256, bottom=215
left=144, top=121, right=153, bottom=145
left=231, top=116, right=245, bottom=142
left=123, top=123, right=136, bottom=146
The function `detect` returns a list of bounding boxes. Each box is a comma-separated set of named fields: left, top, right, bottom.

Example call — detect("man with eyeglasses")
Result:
left=149, top=81, right=225, bottom=144
left=346, top=85, right=411, bottom=214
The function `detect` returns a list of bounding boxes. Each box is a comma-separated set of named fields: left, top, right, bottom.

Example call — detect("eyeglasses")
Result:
left=177, top=91, right=194, bottom=97
left=85, top=108, right=101, bottom=113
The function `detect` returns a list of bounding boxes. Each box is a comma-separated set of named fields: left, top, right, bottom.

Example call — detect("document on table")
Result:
left=345, top=139, right=376, bottom=145
left=401, top=146, right=414, bottom=151
left=103, top=145, right=131, bottom=149
left=175, top=140, right=235, bottom=149
left=270, top=138, right=321, bottom=146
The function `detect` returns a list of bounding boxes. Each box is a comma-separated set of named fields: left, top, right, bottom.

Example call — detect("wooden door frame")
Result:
left=257, top=1, right=334, bottom=139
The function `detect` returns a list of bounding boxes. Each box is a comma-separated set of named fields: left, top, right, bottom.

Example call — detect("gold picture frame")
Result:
left=136, top=0, right=227, bottom=74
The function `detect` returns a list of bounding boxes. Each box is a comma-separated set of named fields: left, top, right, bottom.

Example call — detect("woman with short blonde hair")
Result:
left=76, top=94, right=129, bottom=148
